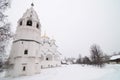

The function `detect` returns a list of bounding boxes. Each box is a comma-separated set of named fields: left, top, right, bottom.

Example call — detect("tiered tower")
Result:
left=8, top=4, right=41, bottom=77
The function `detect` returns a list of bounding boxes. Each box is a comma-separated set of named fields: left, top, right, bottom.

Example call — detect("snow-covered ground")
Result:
left=0, top=64, right=120, bottom=80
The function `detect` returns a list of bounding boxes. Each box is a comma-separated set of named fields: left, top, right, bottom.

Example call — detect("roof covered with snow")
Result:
left=110, top=55, right=120, bottom=60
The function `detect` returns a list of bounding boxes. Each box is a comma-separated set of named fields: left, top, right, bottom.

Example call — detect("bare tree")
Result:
left=0, top=0, right=12, bottom=68
left=90, top=44, right=104, bottom=67
left=103, top=54, right=110, bottom=64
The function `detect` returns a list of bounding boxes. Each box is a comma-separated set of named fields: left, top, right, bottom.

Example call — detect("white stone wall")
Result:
left=40, top=39, right=61, bottom=69
left=7, top=6, right=61, bottom=77
left=15, top=27, right=41, bottom=42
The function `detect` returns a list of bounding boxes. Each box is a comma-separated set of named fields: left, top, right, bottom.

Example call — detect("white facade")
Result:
left=7, top=5, right=61, bottom=77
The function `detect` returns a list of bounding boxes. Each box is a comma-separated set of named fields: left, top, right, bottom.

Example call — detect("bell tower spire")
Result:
left=16, top=4, right=41, bottom=41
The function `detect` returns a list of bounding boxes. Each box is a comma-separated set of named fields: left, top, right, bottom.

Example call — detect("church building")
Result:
left=7, top=4, right=61, bottom=77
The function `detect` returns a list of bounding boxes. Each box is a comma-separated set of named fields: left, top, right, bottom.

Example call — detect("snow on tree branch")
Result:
left=0, top=0, right=12, bottom=64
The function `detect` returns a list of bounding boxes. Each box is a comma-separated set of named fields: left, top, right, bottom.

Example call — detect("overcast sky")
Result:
left=6, top=0, right=120, bottom=58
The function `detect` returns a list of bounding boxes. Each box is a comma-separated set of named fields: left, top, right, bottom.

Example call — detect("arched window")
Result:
left=20, top=21, right=22, bottom=26
left=46, top=54, right=52, bottom=61
left=46, top=58, right=49, bottom=60
left=26, top=20, right=32, bottom=26
left=23, top=66, right=26, bottom=71
left=36, top=23, right=39, bottom=29
left=24, top=50, right=28, bottom=55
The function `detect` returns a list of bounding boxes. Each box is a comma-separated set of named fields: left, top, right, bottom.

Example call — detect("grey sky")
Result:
left=6, top=0, right=120, bottom=58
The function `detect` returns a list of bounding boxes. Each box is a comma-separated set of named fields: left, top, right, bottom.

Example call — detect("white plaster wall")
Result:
left=9, top=57, right=39, bottom=77
left=8, top=41, right=41, bottom=77
left=8, top=6, right=62, bottom=77
left=15, top=27, right=41, bottom=42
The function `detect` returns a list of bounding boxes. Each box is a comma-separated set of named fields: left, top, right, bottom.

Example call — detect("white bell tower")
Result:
left=7, top=4, right=42, bottom=77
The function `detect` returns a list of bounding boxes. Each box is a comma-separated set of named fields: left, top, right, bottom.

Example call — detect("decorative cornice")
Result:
left=13, top=39, right=41, bottom=44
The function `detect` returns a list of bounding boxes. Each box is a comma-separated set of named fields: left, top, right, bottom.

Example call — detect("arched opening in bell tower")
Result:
left=27, top=20, right=32, bottom=26
left=20, top=21, right=22, bottom=26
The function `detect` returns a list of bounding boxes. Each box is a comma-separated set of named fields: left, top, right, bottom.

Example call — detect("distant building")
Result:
left=109, top=55, right=120, bottom=64
left=61, top=57, right=76, bottom=65
left=7, top=4, right=61, bottom=77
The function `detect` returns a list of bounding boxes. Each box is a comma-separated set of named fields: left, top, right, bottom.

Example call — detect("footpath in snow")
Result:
left=0, top=64, right=120, bottom=80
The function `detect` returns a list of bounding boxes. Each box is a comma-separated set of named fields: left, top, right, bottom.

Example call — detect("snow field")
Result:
left=0, top=64, right=120, bottom=80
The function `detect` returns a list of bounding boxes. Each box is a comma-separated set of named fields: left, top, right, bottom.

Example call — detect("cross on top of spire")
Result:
left=31, top=3, right=34, bottom=7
